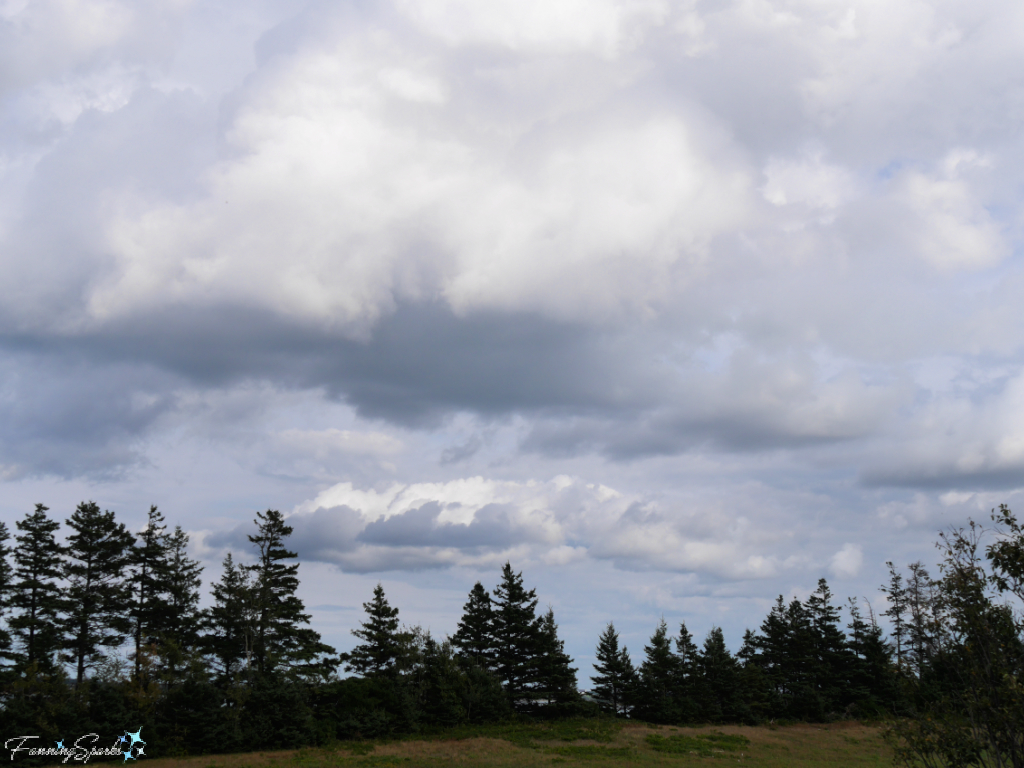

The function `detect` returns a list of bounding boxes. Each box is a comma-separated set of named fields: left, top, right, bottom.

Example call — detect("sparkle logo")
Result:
left=6, top=727, right=148, bottom=763
left=117, top=729, right=146, bottom=763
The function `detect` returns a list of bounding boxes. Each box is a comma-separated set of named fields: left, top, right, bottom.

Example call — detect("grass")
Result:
left=109, top=720, right=895, bottom=768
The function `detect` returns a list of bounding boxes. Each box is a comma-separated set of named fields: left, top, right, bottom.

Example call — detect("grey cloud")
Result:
left=358, top=502, right=532, bottom=550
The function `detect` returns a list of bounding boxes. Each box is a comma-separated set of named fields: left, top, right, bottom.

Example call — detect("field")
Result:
left=147, top=720, right=893, bottom=768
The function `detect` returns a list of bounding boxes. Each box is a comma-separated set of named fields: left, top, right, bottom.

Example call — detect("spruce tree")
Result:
left=805, top=578, right=851, bottom=714
left=245, top=509, right=334, bottom=676
left=452, top=582, right=495, bottom=667
left=846, top=597, right=896, bottom=714
left=698, top=627, right=743, bottom=723
left=159, top=525, right=204, bottom=676
left=881, top=561, right=909, bottom=669
left=491, top=562, right=541, bottom=708
left=674, top=622, right=701, bottom=722
left=62, top=501, right=134, bottom=685
left=0, top=521, right=14, bottom=664
left=534, top=607, right=578, bottom=705
left=634, top=618, right=680, bottom=723
left=344, top=583, right=412, bottom=678
left=9, top=504, right=65, bottom=672
left=130, top=505, right=172, bottom=680
left=204, top=553, right=256, bottom=680
left=591, top=622, right=633, bottom=715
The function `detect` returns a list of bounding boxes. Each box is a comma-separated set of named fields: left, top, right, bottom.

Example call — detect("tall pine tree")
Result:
left=0, top=521, right=14, bottom=665
left=158, top=525, right=204, bottom=677
left=130, top=506, right=171, bottom=680
left=452, top=582, right=495, bottom=668
left=9, top=504, right=64, bottom=672
left=203, top=553, right=256, bottom=681
left=245, top=509, right=334, bottom=677
left=633, top=618, right=680, bottom=723
left=491, top=563, right=541, bottom=708
left=534, top=607, right=578, bottom=705
left=344, top=583, right=413, bottom=678
left=591, top=622, right=634, bottom=715
left=62, top=501, right=134, bottom=685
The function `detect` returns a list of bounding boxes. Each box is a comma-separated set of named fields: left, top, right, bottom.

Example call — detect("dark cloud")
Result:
left=358, top=501, right=531, bottom=549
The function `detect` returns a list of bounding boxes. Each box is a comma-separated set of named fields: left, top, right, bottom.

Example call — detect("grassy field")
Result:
left=144, top=720, right=893, bottom=768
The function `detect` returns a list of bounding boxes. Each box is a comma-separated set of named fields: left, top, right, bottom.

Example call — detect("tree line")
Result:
left=0, top=501, right=1020, bottom=767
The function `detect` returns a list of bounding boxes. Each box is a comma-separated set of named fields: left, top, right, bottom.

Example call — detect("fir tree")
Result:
left=0, top=521, right=14, bottom=664
left=245, top=510, right=334, bottom=677
left=881, top=561, right=909, bottom=669
left=805, top=578, right=851, bottom=714
left=634, top=618, right=680, bottom=723
left=344, top=583, right=413, bottom=678
left=904, top=562, right=940, bottom=677
left=846, top=597, right=896, bottom=715
left=9, top=504, right=65, bottom=672
left=452, top=582, right=495, bottom=667
left=591, top=622, right=633, bottom=715
left=159, top=526, right=204, bottom=677
left=491, top=562, right=541, bottom=707
left=203, top=553, right=256, bottom=681
left=698, top=627, right=743, bottom=723
left=130, top=505, right=171, bottom=680
left=674, top=622, right=701, bottom=722
left=62, top=501, right=134, bottom=685
left=534, top=607, right=578, bottom=705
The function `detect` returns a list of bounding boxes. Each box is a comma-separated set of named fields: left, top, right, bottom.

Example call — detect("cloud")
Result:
left=830, top=543, right=863, bottom=578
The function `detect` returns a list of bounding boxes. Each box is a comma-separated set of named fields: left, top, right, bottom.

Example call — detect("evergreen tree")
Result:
left=158, top=526, right=204, bottom=677
left=130, top=506, right=172, bottom=680
left=846, top=597, right=896, bottom=715
left=674, top=622, right=701, bottom=722
left=633, top=618, right=680, bottom=723
left=737, top=628, right=770, bottom=722
left=591, top=622, right=633, bottom=715
left=881, top=561, right=909, bottom=669
left=344, top=583, right=413, bottom=678
left=9, top=504, right=65, bottom=672
left=245, top=509, right=335, bottom=677
left=452, top=582, right=495, bottom=667
left=491, top=562, right=541, bottom=708
left=203, top=553, right=256, bottom=681
left=698, top=627, right=744, bottom=723
left=0, top=521, right=14, bottom=664
left=534, top=607, right=578, bottom=705
left=904, top=562, right=940, bottom=677
left=805, top=578, right=851, bottom=714
left=416, top=634, right=466, bottom=727
left=62, top=501, right=134, bottom=685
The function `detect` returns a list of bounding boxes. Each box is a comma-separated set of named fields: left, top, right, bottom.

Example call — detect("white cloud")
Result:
left=830, top=543, right=863, bottom=578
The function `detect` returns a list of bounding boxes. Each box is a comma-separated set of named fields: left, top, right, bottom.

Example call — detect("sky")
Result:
left=3, top=0, right=1024, bottom=678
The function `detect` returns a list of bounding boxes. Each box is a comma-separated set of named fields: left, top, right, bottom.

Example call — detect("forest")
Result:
left=0, top=502, right=1021, bottom=767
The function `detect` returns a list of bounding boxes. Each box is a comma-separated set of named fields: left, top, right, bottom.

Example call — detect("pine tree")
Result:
left=62, top=501, right=134, bottom=685
left=634, top=618, right=680, bottom=723
left=491, top=563, right=541, bottom=708
left=9, top=504, right=65, bottom=672
left=846, top=597, right=896, bottom=715
left=159, top=526, right=204, bottom=677
left=904, top=562, right=939, bottom=677
left=0, top=521, right=14, bottom=664
left=674, top=622, right=701, bottom=722
left=699, top=627, right=743, bottom=723
left=881, top=561, right=909, bottom=669
left=130, top=506, right=172, bottom=680
left=203, top=553, right=256, bottom=681
left=245, top=509, right=334, bottom=677
left=344, top=583, right=413, bottom=678
left=591, top=622, right=633, bottom=715
left=805, top=578, right=851, bottom=714
left=534, top=607, right=578, bottom=705
left=452, top=582, right=495, bottom=667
